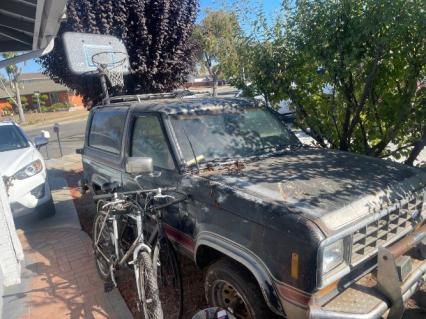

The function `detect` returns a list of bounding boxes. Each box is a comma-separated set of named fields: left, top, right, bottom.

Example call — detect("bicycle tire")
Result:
left=153, top=238, right=183, bottom=319
left=92, top=210, right=113, bottom=280
left=139, top=251, right=164, bottom=319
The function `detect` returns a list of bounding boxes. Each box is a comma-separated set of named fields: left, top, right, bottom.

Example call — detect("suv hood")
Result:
left=202, top=147, right=426, bottom=234
left=0, top=147, right=37, bottom=176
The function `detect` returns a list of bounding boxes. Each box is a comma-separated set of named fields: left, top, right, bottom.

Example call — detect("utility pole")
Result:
left=13, top=81, right=25, bottom=123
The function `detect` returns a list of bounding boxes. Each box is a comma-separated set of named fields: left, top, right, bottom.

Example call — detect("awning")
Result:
left=0, top=0, right=67, bottom=52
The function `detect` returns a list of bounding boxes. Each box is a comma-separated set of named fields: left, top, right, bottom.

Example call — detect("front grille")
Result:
left=350, top=196, right=423, bottom=266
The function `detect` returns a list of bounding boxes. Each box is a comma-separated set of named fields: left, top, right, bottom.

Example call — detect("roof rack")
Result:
left=104, top=90, right=212, bottom=105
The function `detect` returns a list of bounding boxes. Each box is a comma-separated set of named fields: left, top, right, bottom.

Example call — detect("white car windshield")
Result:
left=0, top=125, right=29, bottom=152
left=171, top=107, right=300, bottom=165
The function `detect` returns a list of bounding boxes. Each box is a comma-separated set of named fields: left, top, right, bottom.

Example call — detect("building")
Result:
left=0, top=73, right=84, bottom=114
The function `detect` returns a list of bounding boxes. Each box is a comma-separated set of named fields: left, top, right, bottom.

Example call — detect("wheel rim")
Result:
left=212, top=280, right=252, bottom=319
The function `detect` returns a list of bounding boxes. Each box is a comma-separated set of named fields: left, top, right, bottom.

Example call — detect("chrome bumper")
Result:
left=309, top=224, right=426, bottom=319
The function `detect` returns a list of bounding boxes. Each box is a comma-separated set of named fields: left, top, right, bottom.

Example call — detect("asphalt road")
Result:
left=24, top=119, right=87, bottom=159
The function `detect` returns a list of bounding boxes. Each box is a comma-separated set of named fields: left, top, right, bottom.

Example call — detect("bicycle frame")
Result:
left=94, top=201, right=151, bottom=305
left=93, top=188, right=186, bottom=311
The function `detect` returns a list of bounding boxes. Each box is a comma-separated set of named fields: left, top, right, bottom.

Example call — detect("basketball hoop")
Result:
left=92, top=51, right=128, bottom=89
left=62, top=32, right=131, bottom=103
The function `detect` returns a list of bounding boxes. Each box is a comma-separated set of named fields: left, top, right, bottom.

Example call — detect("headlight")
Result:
left=14, top=160, right=43, bottom=180
left=322, top=240, right=344, bottom=274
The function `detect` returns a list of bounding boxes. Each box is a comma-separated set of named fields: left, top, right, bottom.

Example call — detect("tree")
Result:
left=231, top=0, right=426, bottom=166
left=193, top=10, right=241, bottom=96
left=2, top=52, right=25, bottom=122
left=31, top=93, right=49, bottom=112
left=39, top=0, right=199, bottom=104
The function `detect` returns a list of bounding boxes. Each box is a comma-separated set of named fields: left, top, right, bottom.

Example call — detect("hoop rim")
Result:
left=91, top=51, right=128, bottom=70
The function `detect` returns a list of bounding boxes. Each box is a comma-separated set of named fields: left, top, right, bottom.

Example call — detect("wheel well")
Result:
left=92, top=183, right=101, bottom=193
left=196, top=245, right=225, bottom=270
left=196, top=246, right=262, bottom=284
left=196, top=244, right=285, bottom=317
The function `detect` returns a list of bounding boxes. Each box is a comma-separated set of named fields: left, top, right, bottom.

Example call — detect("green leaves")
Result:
left=228, top=0, right=425, bottom=166
left=39, top=0, right=199, bottom=103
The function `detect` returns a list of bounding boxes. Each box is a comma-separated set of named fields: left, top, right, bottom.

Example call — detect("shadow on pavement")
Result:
left=4, top=164, right=132, bottom=319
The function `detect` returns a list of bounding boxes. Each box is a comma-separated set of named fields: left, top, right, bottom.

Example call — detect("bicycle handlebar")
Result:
left=92, top=187, right=178, bottom=201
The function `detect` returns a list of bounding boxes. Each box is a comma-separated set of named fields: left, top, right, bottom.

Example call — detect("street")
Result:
left=24, top=119, right=87, bottom=159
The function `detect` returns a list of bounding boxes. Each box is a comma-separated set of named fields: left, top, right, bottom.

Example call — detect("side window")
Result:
left=131, top=116, right=175, bottom=170
left=89, top=107, right=128, bottom=154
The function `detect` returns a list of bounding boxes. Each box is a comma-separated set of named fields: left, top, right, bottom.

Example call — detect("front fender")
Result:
left=196, top=231, right=285, bottom=316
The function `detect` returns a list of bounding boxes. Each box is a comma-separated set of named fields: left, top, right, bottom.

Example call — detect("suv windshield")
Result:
left=171, top=107, right=300, bottom=165
left=0, top=125, right=29, bottom=152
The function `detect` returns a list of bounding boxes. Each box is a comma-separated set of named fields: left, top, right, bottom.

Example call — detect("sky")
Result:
left=1, top=0, right=282, bottom=75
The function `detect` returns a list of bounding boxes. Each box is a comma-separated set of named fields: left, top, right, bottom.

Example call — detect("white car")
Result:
left=0, top=121, right=55, bottom=218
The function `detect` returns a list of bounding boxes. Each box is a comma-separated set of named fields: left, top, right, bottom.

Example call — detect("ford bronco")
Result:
left=80, top=95, right=426, bottom=319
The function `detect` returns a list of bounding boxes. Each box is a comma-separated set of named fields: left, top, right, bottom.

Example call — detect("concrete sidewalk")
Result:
left=2, top=155, right=133, bottom=319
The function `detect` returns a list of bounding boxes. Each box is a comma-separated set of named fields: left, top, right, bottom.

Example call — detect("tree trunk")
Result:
left=404, top=127, right=426, bottom=166
left=212, top=74, right=218, bottom=97
left=14, top=81, right=25, bottom=123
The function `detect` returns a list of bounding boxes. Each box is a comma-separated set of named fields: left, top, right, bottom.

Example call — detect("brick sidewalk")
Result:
left=8, top=228, right=128, bottom=319
left=2, top=155, right=133, bottom=319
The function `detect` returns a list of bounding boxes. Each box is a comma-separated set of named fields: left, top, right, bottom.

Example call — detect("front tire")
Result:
left=92, top=211, right=113, bottom=280
left=205, top=258, right=274, bottom=319
left=139, top=251, right=163, bottom=319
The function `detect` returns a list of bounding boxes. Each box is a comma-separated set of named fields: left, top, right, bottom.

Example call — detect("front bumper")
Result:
left=9, top=175, right=51, bottom=215
left=309, top=224, right=426, bottom=319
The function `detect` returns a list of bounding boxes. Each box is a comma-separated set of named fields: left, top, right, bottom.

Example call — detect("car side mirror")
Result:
left=126, top=157, right=154, bottom=174
left=34, top=136, right=49, bottom=149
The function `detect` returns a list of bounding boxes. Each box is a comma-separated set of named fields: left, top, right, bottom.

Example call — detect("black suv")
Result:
left=81, top=96, right=426, bottom=319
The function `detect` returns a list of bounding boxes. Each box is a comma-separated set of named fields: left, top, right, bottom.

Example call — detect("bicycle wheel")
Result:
left=139, top=251, right=163, bottom=319
left=92, top=210, right=113, bottom=280
left=153, top=238, right=183, bottom=319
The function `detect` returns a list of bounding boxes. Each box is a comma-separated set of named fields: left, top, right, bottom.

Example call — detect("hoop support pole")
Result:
left=100, top=74, right=110, bottom=104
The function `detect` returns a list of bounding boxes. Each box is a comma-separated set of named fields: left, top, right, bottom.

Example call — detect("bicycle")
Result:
left=92, top=179, right=186, bottom=319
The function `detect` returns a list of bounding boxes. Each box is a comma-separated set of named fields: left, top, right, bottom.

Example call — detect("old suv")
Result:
left=80, top=96, right=426, bottom=319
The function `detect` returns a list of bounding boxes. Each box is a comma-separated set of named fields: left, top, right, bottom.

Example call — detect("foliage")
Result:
left=42, top=102, right=71, bottom=112
left=228, top=0, right=426, bottom=166
left=31, top=93, right=49, bottom=111
left=193, top=10, right=241, bottom=95
left=7, top=96, right=29, bottom=111
left=2, top=52, right=20, bottom=82
left=39, top=0, right=199, bottom=104
left=1, top=52, right=26, bottom=121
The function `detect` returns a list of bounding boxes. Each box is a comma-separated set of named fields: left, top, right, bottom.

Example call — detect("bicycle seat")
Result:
left=101, top=181, right=121, bottom=193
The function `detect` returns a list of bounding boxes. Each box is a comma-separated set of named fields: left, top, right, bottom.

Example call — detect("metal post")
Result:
left=53, top=123, right=63, bottom=157
left=100, top=74, right=110, bottom=104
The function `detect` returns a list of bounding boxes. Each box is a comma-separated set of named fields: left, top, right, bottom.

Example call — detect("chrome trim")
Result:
left=309, top=260, right=426, bottom=319
left=316, top=190, right=425, bottom=288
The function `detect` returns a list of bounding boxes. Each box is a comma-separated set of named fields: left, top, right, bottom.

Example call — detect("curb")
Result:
left=20, top=113, right=88, bottom=130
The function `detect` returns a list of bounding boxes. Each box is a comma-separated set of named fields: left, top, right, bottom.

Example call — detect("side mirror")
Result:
left=34, top=136, right=49, bottom=149
left=126, top=157, right=153, bottom=174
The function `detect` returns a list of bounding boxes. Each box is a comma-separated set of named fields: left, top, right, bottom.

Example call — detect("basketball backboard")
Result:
left=62, top=32, right=130, bottom=75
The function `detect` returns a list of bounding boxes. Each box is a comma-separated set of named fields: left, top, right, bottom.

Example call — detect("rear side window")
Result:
left=89, top=107, right=128, bottom=154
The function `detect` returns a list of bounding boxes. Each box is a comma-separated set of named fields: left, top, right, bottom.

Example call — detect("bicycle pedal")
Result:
left=104, top=282, right=114, bottom=293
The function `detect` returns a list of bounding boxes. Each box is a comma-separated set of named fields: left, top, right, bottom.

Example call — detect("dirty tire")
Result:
left=139, top=251, right=163, bottom=319
left=205, top=258, right=275, bottom=319
left=92, top=211, right=112, bottom=281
